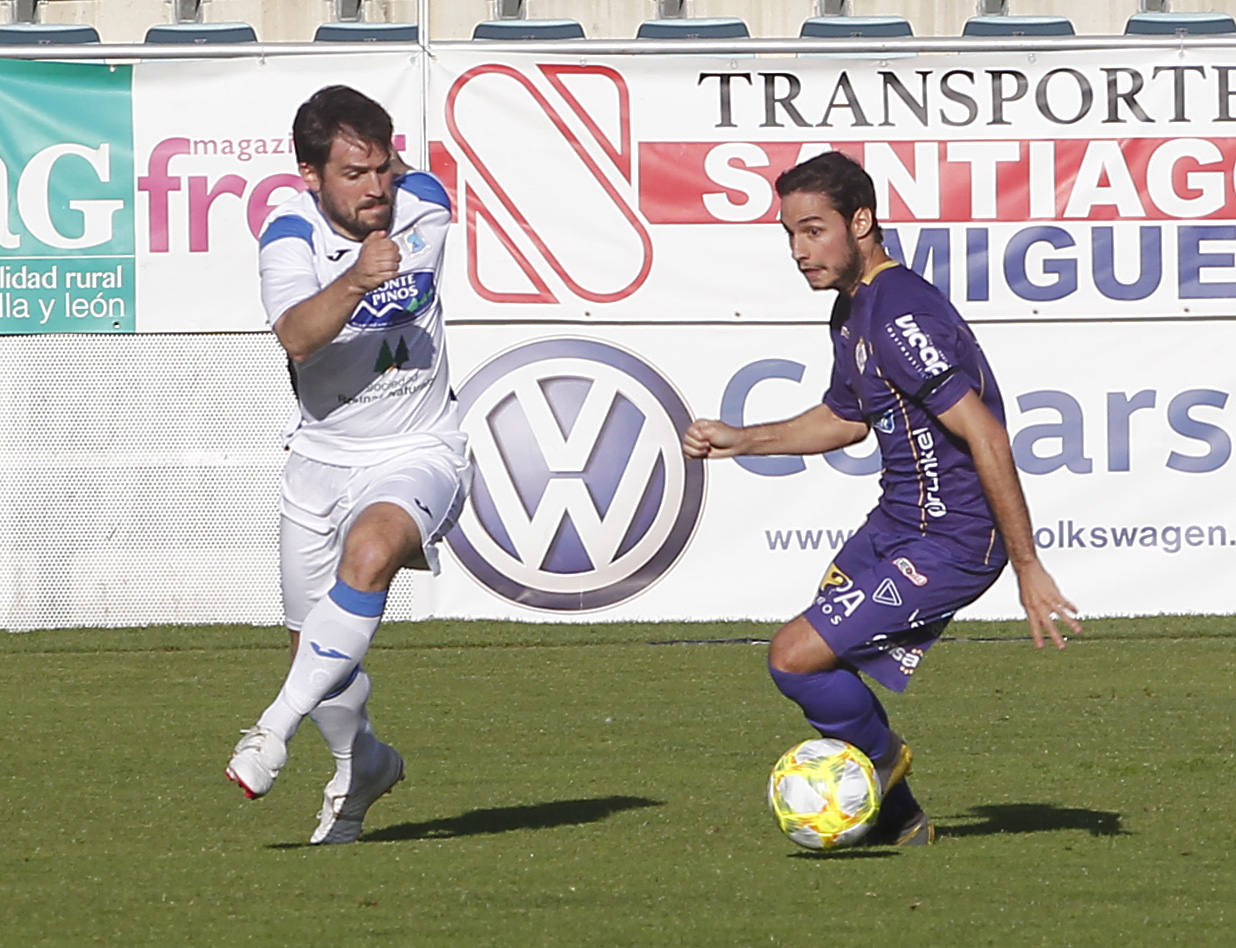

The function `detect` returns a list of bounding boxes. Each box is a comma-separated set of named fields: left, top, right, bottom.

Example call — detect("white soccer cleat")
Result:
left=310, top=742, right=404, bottom=845
left=225, top=726, right=288, bottom=800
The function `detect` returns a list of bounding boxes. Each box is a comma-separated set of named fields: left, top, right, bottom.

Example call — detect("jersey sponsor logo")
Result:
left=447, top=338, right=704, bottom=611
left=893, top=556, right=929, bottom=586
left=351, top=270, right=435, bottom=330
left=873, top=577, right=903, bottom=606
left=892, top=314, right=950, bottom=377
left=911, top=426, right=948, bottom=518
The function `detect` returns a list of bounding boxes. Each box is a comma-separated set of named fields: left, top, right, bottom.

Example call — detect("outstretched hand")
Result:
left=1016, top=559, right=1082, bottom=650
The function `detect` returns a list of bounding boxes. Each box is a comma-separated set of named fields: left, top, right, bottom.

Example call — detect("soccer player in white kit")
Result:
left=225, top=85, right=470, bottom=844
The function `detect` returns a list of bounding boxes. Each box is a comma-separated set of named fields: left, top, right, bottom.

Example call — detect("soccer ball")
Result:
left=767, top=738, right=881, bottom=850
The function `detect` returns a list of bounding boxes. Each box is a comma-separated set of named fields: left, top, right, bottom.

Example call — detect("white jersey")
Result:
left=258, top=172, right=464, bottom=466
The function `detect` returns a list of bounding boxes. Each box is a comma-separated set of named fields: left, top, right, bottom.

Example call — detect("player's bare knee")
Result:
left=338, top=537, right=401, bottom=592
left=768, top=619, right=836, bottom=675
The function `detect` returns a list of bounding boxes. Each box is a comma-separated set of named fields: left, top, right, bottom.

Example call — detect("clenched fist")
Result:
left=349, top=229, right=400, bottom=293
left=682, top=418, right=746, bottom=459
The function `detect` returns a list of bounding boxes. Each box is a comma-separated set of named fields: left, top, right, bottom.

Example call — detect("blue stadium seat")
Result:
left=144, top=22, right=258, bottom=44
left=963, top=16, right=1075, bottom=36
left=1124, top=12, right=1236, bottom=35
left=636, top=18, right=750, bottom=39
left=472, top=19, right=584, bottom=40
left=0, top=23, right=100, bottom=44
left=800, top=16, right=913, bottom=38
left=314, top=22, right=419, bottom=42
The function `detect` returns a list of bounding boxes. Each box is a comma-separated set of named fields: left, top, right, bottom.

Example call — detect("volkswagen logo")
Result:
left=447, top=338, right=704, bottom=611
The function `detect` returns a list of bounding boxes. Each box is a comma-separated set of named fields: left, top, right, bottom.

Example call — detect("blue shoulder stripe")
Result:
left=397, top=171, right=451, bottom=211
left=259, top=214, right=314, bottom=250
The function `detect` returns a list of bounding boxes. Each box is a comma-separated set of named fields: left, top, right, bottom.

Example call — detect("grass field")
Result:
left=2, top=617, right=1233, bottom=946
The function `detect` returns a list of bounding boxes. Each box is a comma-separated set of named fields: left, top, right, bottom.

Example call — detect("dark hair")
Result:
left=774, top=151, right=883, bottom=242
left=292, top=85, right=393, bottom=169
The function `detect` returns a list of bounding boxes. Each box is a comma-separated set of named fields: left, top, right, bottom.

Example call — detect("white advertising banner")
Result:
left=423, top=48, right=1236, bottom=621
left=427, top=320, right=1235, bottom=622
left=1, top=46, right=1234, bottom=628
left=428, top=48, right=1236, bottom=323
left=131, top=53, right=424, bottom=333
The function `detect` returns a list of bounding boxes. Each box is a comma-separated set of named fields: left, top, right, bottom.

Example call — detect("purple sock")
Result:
left=769, top=664, right=891, bottom=761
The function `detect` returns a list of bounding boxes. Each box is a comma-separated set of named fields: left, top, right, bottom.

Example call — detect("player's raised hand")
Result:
left=1015, top=559, right=1082, bottom=650
left=683, top=418, right=745, bottom=459
left=350, top=229, right=400, bottom=292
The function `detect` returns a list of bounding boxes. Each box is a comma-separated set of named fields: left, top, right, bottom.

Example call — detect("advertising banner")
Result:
left=429, top=47, right=1236, bottom=323
left=0, top=60, right=135, bottom=334
left=131, top=53, right=424, bottom=332
left=1, top=46, right=1233, bottom=626
left=424, top=48, right=1236, bottom=621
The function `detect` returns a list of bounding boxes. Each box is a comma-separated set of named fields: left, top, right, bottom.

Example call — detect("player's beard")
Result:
left=835, top=232, right=864, bottom=293
left=320, top=190, right=393, bottom=241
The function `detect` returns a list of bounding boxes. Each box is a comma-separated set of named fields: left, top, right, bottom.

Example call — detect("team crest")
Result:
left=855, top=338, right=868, bottom=374
left=403, top=229, right=428, bottom=255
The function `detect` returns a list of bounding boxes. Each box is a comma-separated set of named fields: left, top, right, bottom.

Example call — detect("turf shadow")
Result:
left=938, top=803, right=1126, bottom=839
left=358, top=795, right=664, bottom=843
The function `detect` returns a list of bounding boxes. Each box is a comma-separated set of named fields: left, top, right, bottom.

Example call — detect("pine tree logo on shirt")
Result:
left=374, top=336, right=409, bottom=372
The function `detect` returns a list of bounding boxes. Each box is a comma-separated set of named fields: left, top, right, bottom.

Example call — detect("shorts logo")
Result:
left=893, top=556, right=928, bottom=586
left=873, top=577, right=902, bottom=607
left=447, top=338, right=703, bottom=611
left=819, top=564, right=851, bottom=591
left=892, top=646, right=924, bottom=676
left=816, top=562, right=865, bottom=622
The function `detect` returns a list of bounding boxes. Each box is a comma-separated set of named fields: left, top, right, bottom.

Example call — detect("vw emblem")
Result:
left=447, top=338, right=704, bottom=611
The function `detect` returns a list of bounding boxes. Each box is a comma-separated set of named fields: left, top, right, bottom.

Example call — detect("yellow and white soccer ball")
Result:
left=767, top=738, right=881, bottom=850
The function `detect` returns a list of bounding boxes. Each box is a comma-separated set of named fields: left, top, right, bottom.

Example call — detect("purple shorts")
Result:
left=801, top=526, right=1005, bottom=692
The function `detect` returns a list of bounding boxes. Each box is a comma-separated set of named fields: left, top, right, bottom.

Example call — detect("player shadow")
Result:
left=359, top=794, right=664, bottom=843
left=789, top=848, right=898, bottom=861
left=938, top=802, right=1127, bottom=839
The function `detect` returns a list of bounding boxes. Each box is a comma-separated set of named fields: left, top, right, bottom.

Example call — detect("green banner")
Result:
left=0, top=59, right=135, bottom=334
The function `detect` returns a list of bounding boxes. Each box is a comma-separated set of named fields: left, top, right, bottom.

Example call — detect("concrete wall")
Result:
left=10, top=0, right=1236, bottom=42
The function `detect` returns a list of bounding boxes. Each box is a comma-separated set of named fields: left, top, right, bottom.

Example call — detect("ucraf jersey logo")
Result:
left=448, top=338, right=704, bottom=611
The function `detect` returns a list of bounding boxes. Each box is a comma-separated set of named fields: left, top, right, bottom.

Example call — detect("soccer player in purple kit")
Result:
left=682, top=151, right=1081, bottom=845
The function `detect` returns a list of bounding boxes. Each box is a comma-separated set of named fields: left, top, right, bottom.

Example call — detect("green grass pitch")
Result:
left=2, top=617, right=1232, bottom=945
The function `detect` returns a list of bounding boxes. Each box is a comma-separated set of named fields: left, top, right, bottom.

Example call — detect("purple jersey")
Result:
left=823, top=261, right=1007, bottom=567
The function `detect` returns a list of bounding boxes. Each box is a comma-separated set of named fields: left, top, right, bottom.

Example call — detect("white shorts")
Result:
left=278, top=446, right=471, bottom=631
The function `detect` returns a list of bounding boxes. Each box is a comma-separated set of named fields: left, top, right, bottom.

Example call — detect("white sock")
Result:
left=309, top=667, right=379, bottom=789
left=257, top=582, right=385, bottom=743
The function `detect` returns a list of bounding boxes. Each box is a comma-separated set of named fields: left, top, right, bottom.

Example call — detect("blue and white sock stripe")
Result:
left=327, top=579, right=388, bottom=618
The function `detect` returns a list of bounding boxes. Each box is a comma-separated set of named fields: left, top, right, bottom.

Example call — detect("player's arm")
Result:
left=272, top=230, right=400, bottom=363
left=683, top=403, right=869, bottom=460
left=937, top=390, right=1081, bottom=649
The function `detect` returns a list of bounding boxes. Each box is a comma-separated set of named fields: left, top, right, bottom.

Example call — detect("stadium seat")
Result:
left=0, top=23, right=100, bottom=44
left=144, top=22, right=258, bottom=44
left=1124, top=12, right=1236, bottom=35
left=963, top=16, right=1075, bottom=36
left=314, top=22, right=419, bottom=42
left=471, top=19, right=585, bottom=40
left=800, top=16, right=912, bottom=38
left=636, top=18, right=750, bottom=39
